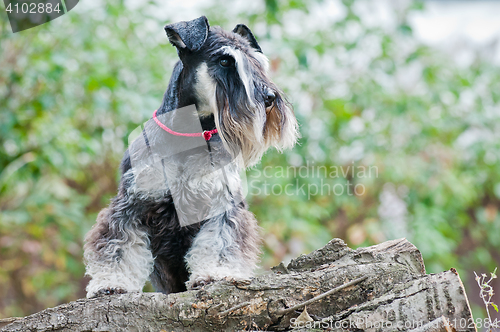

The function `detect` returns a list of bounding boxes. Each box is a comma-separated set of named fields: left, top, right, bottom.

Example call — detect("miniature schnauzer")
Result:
left=84, top=16, right=299, bottom=298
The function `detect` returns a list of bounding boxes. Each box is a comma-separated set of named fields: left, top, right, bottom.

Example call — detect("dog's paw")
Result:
left=188, top=276, right=216, bottom=290
left=91, top=288, right=127, bottom=298
left=230, top=278, right=252, bottom=287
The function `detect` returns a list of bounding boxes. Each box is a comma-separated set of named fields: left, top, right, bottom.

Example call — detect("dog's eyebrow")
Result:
left=219, top=46, right=240, bottom=59
left=219, top=46, right=255, bottom=105
left=211, top=48, right=234, bottom=57
left=252, top=51, right=270, bottom=73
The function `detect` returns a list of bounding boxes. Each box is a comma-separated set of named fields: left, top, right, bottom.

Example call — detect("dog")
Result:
left=83, top=16, right=299, bottom=298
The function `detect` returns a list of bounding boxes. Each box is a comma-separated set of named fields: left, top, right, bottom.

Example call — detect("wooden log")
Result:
left=0, top=238, right=476, bottom=332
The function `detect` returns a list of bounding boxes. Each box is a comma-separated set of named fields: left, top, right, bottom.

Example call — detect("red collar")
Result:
left=153, top=109, right=218, bottom=141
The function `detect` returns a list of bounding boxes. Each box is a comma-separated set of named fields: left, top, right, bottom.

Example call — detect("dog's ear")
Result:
left=164, top=16, right=209, bottom=52
left=233, top=24, right=262, bottom=53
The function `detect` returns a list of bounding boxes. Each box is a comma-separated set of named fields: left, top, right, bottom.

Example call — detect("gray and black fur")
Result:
left=84, top=16, right=299, bottom=298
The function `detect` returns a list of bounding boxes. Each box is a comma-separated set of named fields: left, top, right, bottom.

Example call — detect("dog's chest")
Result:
left=126, top=141, right=244, bottom=227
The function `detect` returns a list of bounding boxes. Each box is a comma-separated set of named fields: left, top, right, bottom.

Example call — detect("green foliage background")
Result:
left=1, top=0, right=499, bottom=321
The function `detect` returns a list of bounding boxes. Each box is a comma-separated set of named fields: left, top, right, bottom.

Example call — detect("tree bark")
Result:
left=0, top=238, right=476, bottom=332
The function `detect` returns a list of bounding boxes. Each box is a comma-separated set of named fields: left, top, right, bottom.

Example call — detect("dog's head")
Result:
left=164, top=16, right=299, bottom=167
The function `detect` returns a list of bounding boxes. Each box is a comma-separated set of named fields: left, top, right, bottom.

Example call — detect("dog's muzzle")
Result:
left=264, top=89, right=276, bottom=108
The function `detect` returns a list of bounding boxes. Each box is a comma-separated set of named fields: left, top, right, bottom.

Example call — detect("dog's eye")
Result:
left=219, top=57, right=234, bottom=68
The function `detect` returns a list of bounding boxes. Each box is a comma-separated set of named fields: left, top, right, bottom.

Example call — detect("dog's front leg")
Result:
left=83, top=204, right=154, bottom=298
left=184, top=209, right=260, bottom=289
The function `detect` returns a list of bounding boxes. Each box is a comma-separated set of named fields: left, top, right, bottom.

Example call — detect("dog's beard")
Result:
left=262, top=94, right=299, bottom=152
left=215, top=86, right=299, bottom=168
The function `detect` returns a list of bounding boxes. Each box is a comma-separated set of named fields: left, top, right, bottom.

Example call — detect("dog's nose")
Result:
left=265, top=90, right=276, bottom=108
